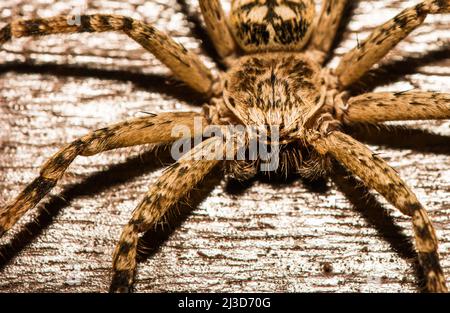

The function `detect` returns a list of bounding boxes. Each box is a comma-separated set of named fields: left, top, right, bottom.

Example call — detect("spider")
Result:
left=0, top=0, right=449, bottom=293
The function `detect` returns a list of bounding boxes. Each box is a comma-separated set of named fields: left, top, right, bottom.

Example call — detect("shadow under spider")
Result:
left=225, top=172, right=329, bottom=197
left=0, top=143, right=222, bottom=292
left=223, top=162, right=425, bottom=291
left=0, top=63, right=205, bottom=105
left=176, top=0, right=226, bottom=70
left=322, top=0, right=359, bottom=65
left=344, top=124, right=450, bottom=155
left=0, top=142, right=441, bottom=292
left=135, top=167, right=222, bottom=263
left=0, top=147, right=175, bottom=272
left=351, top=44, right=450, bottom=94
left=107, top=124, right=449, bottom=293
left=331, top=163, right=425, bottom=292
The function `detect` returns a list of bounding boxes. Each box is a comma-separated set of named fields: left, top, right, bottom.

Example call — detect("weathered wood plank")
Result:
left=0, top=0, right=449, bottom=292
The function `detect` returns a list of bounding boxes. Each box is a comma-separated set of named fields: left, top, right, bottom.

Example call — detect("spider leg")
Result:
left=339, top=91, right=450, bottom=123
left=308, top=130, right=448, bottom=292
left=0, top=112, right=207, bottom=237
left=335, top=0, right=450, bottom=88
left=199, top=0, right=236, bottom=59
left=0, top=15, right=214, bottom=94
left=110, top=136, right=224, bottom=293
left=308, top=0, right=348, bottom=64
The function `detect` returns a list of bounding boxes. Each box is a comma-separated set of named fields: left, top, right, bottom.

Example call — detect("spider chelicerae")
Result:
left=0, top=0, right=449, bottom=293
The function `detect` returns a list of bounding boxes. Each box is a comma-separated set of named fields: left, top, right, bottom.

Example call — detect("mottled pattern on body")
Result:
left=224, top=53, right=322, bottom=131
left=343, top=92, right=450, bottom=123
left=229, top=0, right=315, bottom=51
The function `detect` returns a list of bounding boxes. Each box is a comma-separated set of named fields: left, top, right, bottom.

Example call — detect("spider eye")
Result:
left=228, top=97, right=236, bottom=107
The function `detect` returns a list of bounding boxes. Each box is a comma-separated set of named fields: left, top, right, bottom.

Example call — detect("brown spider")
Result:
left=0, top=0, right=449, bottom=293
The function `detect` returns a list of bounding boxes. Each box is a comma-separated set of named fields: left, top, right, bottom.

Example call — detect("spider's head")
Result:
left=229, top=0, right=316, bottom=52
left=223, top=52, right=323, bottom=142
left=222, top=52, right=332, bottom=180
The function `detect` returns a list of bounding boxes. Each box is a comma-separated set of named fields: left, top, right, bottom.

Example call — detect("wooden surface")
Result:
left=0, top=0, right=449, bottom=293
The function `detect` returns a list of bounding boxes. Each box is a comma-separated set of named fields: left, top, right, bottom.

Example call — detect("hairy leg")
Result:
left=335, top=0, right=450, bottom=88
left=199, top=0, right=236, bottom=59
left=308, top=130, right=447, bottom=292
left=0, top=112, right=207, bottom=237
left=111, top=136, right=224, bottom=292
left=0, top=15, right=214, bottom=94
left=309, top=0, right=348, bottom=64
left=338, top=91, right=450, bottom=123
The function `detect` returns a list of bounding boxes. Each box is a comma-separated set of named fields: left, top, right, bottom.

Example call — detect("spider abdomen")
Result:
left=229, top=0, right=316, bottom=52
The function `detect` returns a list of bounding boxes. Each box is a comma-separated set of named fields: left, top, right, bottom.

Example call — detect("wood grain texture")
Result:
left=0, top=0, right=449, bottom=293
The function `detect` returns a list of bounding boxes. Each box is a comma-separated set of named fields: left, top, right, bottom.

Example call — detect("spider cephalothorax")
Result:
left=219, top=52, right=333, bottom=179
left=222, top=53, right=323, bottom=130
left=0, top=0, right=449, bottom=293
